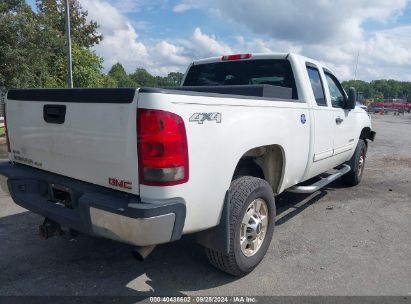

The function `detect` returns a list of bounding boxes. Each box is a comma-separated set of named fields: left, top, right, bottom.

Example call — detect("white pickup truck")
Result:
left=0, top=53, right=375, bottom=276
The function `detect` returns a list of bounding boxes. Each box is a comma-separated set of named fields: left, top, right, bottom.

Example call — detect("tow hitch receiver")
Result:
left=39, top=218, right=64, bottom=239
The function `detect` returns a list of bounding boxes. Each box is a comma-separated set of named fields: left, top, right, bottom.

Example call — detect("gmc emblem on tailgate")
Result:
left=108, top=178, right=132, bottom=190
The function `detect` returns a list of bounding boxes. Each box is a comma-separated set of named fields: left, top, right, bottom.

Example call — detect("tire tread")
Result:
left=205, top=176, right=274, bottom=276
left=342, top=139, right=367, bottom=186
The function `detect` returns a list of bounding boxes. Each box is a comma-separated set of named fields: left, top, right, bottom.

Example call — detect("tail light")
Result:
left=137, top=109, right=189, bottom=186
left=222, top=53, right=251, bottom=61
left=4, top=103, right=10, bottom=153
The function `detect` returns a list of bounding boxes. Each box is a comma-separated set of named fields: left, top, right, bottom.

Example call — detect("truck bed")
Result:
left=172, top=84, right=293, bottom=100
left=142, top=84, right=298, bottom=102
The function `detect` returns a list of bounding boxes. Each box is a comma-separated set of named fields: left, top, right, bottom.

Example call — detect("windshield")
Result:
left=183, top=59, right=298, bottom=99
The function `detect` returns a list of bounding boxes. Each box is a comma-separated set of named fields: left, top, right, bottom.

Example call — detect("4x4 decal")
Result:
left=189, top=112, right=222, bottom=124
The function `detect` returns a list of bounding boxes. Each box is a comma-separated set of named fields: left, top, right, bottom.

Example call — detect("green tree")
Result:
left=107, top=64, right=185, bottom=88
left=163, top=72, right=184, bottom=86
left=36, top=0, right=102, bottom=48
left=1, top=0, right=111, bottom=89
left=35, top=0, right=105, bottom=87
left=0, top=0, right=51, bottom=88
left=130, top=68, right=158, bottom=87
left=71, top=46, right=112, bottom=87
left=108, top=63, right=137, bottom=87
left=387, top=79, right=401, bottom=98
left=374, top=92, right=384, bottom=102
left=371, top=80, right=390, bottom=99
left=342, top=79, right=411, bottom=101
left=50, top=45, right=115, bottom=88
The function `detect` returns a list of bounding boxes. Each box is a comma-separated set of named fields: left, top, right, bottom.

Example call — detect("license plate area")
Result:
left=49, top=183, right=75, bottom=208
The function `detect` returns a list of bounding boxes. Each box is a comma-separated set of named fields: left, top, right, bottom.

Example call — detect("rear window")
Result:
left=183, top=59, right=298, bottom=99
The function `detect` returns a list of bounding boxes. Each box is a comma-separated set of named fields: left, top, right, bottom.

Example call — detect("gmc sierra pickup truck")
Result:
left=0, top=53, right=375, bottom=276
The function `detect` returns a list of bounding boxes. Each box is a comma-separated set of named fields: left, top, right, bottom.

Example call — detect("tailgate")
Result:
left=5, top=88, right=139, bottom=194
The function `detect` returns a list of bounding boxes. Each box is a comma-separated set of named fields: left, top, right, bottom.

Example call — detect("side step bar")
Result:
left=288, top=164, right=351, bottom=194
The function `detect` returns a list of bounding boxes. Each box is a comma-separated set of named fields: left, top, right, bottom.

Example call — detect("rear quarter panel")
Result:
left=138, top=92, right=310, bottom=233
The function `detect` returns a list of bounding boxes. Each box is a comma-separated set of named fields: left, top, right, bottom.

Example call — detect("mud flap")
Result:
left=196, top=191, right=231, bottom=254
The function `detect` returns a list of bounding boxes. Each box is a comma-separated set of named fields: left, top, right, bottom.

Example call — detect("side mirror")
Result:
left=346, top=87, right=356, bottom=109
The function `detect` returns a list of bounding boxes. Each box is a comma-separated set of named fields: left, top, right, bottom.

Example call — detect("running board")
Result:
left=288, top=164, right=351, bottom=194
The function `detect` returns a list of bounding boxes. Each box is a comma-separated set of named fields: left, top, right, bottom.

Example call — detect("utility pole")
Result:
left=65, top=0, right=73, bottom=88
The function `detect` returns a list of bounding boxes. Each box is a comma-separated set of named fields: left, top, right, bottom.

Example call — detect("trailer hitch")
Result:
left=39, top=218, right=64, bottom=239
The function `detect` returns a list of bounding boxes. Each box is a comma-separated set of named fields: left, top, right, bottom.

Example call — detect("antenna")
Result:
left=354, top=50, right=359, bottom=80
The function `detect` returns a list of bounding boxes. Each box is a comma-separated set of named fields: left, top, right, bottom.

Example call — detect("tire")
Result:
left=341, top=139, right=367, bottom=186
left=205, top=176, right=276, bottom=276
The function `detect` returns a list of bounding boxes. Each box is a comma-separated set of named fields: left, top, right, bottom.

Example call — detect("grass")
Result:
left=0, top=127, right=4, bottom=137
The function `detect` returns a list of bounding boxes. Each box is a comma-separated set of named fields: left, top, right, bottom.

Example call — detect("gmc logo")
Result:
left=108, top=178, right=132, bottom=190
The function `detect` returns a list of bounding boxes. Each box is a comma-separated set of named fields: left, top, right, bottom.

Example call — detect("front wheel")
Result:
left=205, top=176, right=276, bottom=276
left=342, top=139, right=367, bottom=186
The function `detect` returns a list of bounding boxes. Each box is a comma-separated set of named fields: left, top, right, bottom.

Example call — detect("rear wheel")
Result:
left=342, top=139, right=367, bottom=186
left=205, top=176, right=276, bottom=276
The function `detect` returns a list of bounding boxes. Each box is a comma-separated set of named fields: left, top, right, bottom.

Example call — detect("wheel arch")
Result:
left=232, top=144, right=286, bottom=194
left=359, top=126, right=376, bottom=142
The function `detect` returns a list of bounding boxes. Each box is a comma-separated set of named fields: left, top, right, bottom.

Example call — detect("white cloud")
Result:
left=172, top=0, right=411, bottom=80
left=364, top=26, right=411, bottom=65
left=82, top=0, right=125, bottom=33
left=299, top=25, right=411, bottom=80
left=173, top=0, right=407, bottom=44
left=173, top=3, right=193, bottom=12
left=98, top=23, right=149, bottom=71
left=80, top=0, right=411, bottom=81
left=172, top=0, right=201, bottom=12
left=81, top=0, right=190, bottom=75
left=81, top=0, right=149, bottom=73
left=234, top=37, right=302, bottom=55
left=155, top=41, right=190, bottom=65
left=107, top=0, right=168, bottom=13
left=191, top=28, right=233, bottom=57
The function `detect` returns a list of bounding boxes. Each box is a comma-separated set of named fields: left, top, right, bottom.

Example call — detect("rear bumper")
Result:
left=0, top=162, right=185, bottom=246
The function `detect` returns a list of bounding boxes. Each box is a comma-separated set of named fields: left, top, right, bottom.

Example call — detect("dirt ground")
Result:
left=0, top=113, right=410, bottom=297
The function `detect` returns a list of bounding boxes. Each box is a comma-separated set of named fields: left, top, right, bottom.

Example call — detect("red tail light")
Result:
left=4, top=103, right=10, bottom=153
left=137, top=109, right=189, bottom=186
left=222, top=53, right=251, bottom=61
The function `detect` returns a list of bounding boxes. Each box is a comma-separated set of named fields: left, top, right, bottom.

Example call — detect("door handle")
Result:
left=335, top=117, right=344, bottom=124
left=43, top=104, right=66, bottom=124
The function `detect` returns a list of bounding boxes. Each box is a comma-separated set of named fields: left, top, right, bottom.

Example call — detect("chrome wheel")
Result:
left=240, top=198, right=269, bottom=257
left=358, top=150, right=365, bottom=178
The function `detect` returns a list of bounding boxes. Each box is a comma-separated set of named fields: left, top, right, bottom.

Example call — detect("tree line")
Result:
left=342, top=80, right=411, bottom=102
left=1, top=0, right=410, bottom=99
left=107, top=63, right=184, bottom=88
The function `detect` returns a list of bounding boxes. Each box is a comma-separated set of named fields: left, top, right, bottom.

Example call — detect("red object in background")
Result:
left=374, top=100, right=411, bottom=111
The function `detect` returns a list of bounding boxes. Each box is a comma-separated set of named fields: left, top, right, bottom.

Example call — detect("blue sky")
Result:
left=27, top=0, right=411, bottom=80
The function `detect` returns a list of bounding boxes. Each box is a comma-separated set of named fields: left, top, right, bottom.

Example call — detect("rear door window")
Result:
left=306, top=65, right=327, bottom=106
